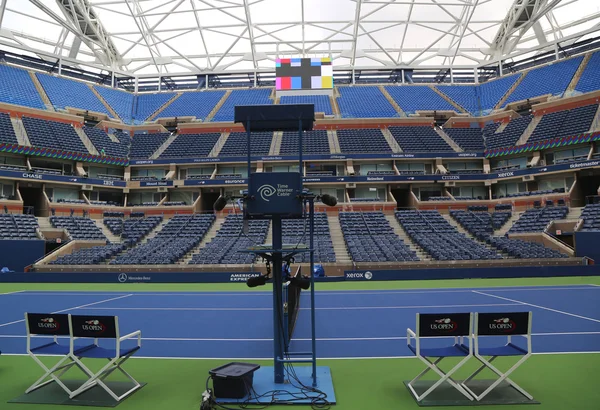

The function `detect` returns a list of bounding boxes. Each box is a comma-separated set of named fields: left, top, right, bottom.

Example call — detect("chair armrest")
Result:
left=407, top=328, right=416, bottom=345
left=119, top=330, right=142, bottom=346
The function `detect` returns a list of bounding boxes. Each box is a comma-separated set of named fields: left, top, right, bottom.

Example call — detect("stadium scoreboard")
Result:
left=276, top=58, right=333, bottom=90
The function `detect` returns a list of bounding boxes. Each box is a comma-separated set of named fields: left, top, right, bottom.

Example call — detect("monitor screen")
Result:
left=276, top=58, right=333, bottom=90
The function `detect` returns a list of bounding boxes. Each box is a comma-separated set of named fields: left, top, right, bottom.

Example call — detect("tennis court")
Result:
left=1, top=278, right=599, bottom=409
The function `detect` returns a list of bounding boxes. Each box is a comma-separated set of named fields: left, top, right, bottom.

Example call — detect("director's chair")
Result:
left=25, top=313, right=86, bottom=395
left=407, top=312, right=474, bottom=402
left=68, top=314, right=142, bottom=402
left=461, top=311, right=533, bottom=401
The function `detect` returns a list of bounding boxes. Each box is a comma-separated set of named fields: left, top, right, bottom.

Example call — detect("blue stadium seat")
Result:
left=219, top=132, right=273, bottom=157
left=83, top=126, right=130, bottom=158
left=280, top=95, right=332, bottom=115
left=436, top=85, right=478, bottom=114
left=158, top=90, right=225, bottom=121
left=385, top=85, right=455, bottom=113
left=0, top=112, right=18, bottom=145
left=484, top=115, right=532, bottom=150
left=337, top=128, right=392, bottom=153
left=159, top=133, right=220, bottom=158
left=389, top=126, right=453, bottom=152
left=508, top=206, right=569, bottom=234
left=36, top=73, right=109, bottom=114
left=133, top=93, right=177, bottom=123
left=0, top=65, right=45, bottom=109
left=0, top=214, right=39, bottom=240
left=129, top=132, right=171, bottom=159
left=337, top=87, right=397, bottom=118
left=478, top=74, right=521, bottom=114
left=574, top=51, right=600, bottom=94
left=279, top=130, right=330, bottom=155
left=93, top=86, right=135, bottom=123
left=444, top=128, right=484, bottom=151
left=212, top=89, right=272, bottom=122
left=22, top=116, right=89, bottom=154
left=49, top=216, right=107, bottom=241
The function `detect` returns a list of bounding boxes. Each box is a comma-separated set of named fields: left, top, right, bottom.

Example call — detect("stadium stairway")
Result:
left=380, top=128, right=403, bottom=153
left=138, top=219, right=169, bottom=243
left=74, top=127, right=99, bottom=155
left=205, top=90, right=232, bottom=122
left=88, top=85, right=120, bottom=120
left=495, top=74, right=525, bottom=109
left=434, top=127, right=463, bottom=152
left=10, top=117, right=31, bottom=146
left=329, top=95, right=340, bottom=116
left=566, top=53, right=593, bottom=94
left=516, top=115, right=543, bottom=146
left=590, top=104, right=600, bottom=131
left=269, top=131, right=283, bottom=156
left=28, top=71, right=54, bottom=111
left=328, top=130, right=342, bottom=154
left=378, top=86, right=405, bottom=116
left=147, top=93, right=182, bottom=121
left=431, top=87, right=467, bottom=114
left=441, top=214, right=509, bottom=258
left=208, top=132, right=230, bottom=157
left=151, top=133, right=178, bottom=159
left=565, top=207, right=584, bottom=221
left=495, top=212, right=522, bottom=237
left=98, top=221, right=121, bottom=244
left=182, top=216, right=226, bottom=264
left=327, top=215, right=352, bottom=263
left=384, top=214, right=431, bottom=261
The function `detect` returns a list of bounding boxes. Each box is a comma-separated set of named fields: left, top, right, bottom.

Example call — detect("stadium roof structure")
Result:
left=0, top=0, right=599, bottom=78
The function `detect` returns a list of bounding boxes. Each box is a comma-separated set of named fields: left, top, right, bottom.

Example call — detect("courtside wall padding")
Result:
left=0, top=240, right=45, bottom=272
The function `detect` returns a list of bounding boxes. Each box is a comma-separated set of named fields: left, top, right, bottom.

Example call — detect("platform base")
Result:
left=404, top=380, right=539, bottom=406
left=8, top=380, right=146, bottom=407
left=215, top=366, right=336, bottom=405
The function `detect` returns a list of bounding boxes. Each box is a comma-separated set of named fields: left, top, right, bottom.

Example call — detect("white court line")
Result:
left=0, top=294, right=133, bottom=328
left=81, top=302, right=521, bottom=312
left=0, top=290, right=26, bottom=295
left=1, top=330, right=598, bottom=342
left=472, top=290, right=600, bottom=324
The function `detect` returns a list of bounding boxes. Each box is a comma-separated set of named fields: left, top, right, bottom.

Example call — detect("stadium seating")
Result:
left=528, top=104, right=598, bottom=144
left=103, top=215, right=163, bottom=246
left=280, top=95, right=332, bottom=115
left=389, top=126, right=453, bottom=152
left=190, top=214, right=269, bottom=264
left=339, top=212, right=418, bottom=262
left=50, top=243, right=126, bottom=265
left=212, top=89, right=272, bottom=122
left=502, top=56, right=583, bottom=106
left=395, top=210, right=502, bottom=260
left=158, top=90, right=225, bottom=120
left=49, top=216, right=107, bottom=241
left=0, top=214, right=39, bottom=239
left=508, top=206, right=569, bottom=233
left=337, top=129, right=392, bottom=153
left=83, top=126, right=129, bottom=158
left=436, top=85, right=478, bottom=114
left=112, top=214, right=215, bottom=264
left=337, top=87, right=397, bottom=118
left=427, top=197, right=452, bottom=201
left=580, top=203, right=600, bottom=231
left=279, top=130, right=330, bottom=155
left=159, top=133, right=220, bottom=158
left=22, top=117, right=89, bottom=154
left=0, top=64, right=45, bottom=109
left=133, top=92, right=177, bottom=123
left=484, top=115, right=533, bottom=150
left=219, top=132, right=273, bottom=157
left=281, top=213, right=336, bottom=263
left=0, top=112, right=18, bottom=145
left=444, top=127, right=484, bottom=151
left=36, top=73, right=109, bottom=114
left=478, top=74, right=521, bottom=113
left=486, top=237, right=567, bottom=259
left=450, top=210, right=512, bottom=240
left=129, top=132, right=171, bottom=159
left=575, top=51, right=600, bottom=94
left=93, top=86, right=135, bottom=123
left=385, top=85, right=455, bottom=113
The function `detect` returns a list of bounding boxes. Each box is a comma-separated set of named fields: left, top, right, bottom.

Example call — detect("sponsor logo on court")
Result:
left=430, top=318, right=457, bottom=332
left=118, top=273, right=128, bottom=283
left=258, top=184, right=276, bottom=201
left=229, top=273, right=261, bottom=282
left=345, top=271, right=374, bottom=280
left=364, top=271, right=373, bottom=280
left=117, top=273, right=151, bottom=283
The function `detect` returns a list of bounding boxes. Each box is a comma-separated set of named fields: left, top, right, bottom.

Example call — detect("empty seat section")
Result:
left=339, top=212, right=418, bottom=262
left=50, top=244, right=126, bottom=265
left=158, top=90, right=225, bottom=120
left=384, top=85, right=455, bottom=113
left=280, top=95, right=332, bottom=115
left=444, top=128, right=484, bottom=151
left=395, top=210, right=502, bottom=261
left=103, top=215, right=163, bottom=246
left=389, top=126, right=453, bottom=152
left=478, top=74, right=521, bottom=114
left=575, top=51, right=600, bottom=94
left=36, top=73, right=109, bottom=114
left=337, top=128, right=391, bottom=153
left=83, top=126, right=129, bottom=158
left=111, top=214, right=215, bottom=264
left=528, top=111, right=568, bottom=143
left=337, top=87, right=397, bottom=118
left=484, top=115, right=532, bottom=150
left=281, top=213, right=335, bottom=263
left=129, top=132, right=171, bottom=159
left=0, top=65, right=45, bottom=109
left=160, top=133, right=220, bottom=158
left=502, top=56, right=583, bottom=106
left=450, top=210, right=512, bottom=240
left=580, top=203, right=600, bottom=231
left=212, top=89, right=272, bottom=122
left=436, top=85, right=478, bottom=114
left=0, top=113, right=18, bottom=145
left=133, top=93, right=177, bottom=123
left=0, top=214, right=39, bottom=239
left=556, top=104, right=598, bottom=138
left=486, top=237, right=567, bottom=259
left=508, top=206, right=569, bottom=233
left=219, top=132, right=273, bottom=157
left=93, top=86, right=135, bottom=123
left=22, top=116, right=89, bottom=153
left=190, top=214, right=269, bottom=264
left=279, top=130, right=330, bottom=155
left=50, top=216, right=107, bottom=241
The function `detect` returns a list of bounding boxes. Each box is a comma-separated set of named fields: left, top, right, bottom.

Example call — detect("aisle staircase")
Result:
left=385, top=215, right=431, bottom=261
left=327, top=216, right=352, bottom=263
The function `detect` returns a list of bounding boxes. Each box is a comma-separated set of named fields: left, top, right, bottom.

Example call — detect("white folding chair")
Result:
left=406, top=312, right=474, bottom=402
left=25, top=313, right=83, bottom=395
left=68, top=314, right=142, bottom=402
left=461, top=311, right=533, bottom=401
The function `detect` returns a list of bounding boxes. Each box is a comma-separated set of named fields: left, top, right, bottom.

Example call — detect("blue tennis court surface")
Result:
left=1, top=285, right=599, bottom=359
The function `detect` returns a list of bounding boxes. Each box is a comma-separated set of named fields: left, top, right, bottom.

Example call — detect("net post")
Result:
left=309, top=197, right=317, bottom=387
left=272, top=215, right=285, bottom=384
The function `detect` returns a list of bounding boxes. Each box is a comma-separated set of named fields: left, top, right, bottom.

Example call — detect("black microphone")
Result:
left=213, top=195, right=228, bottom=212
left=246, top=275, right=268, bottom=288
left=320, top=194, right=337, bottom=207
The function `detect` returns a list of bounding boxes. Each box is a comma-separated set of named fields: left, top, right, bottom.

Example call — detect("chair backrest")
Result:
left=69, top=315, right=118, bottom=339
left=417, top=313, right=472, bottom=337
left=26, top=313, right=70, bottom=336
left=475, top=312, right=531, bottom=336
